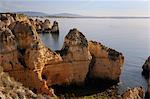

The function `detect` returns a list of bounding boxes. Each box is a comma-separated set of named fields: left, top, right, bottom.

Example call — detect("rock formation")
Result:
left=43, top=28, right=92, bottom=86
left=142, top=56, right=150, bottom=98
left=87, top=41, right=124, bottom=82
left=0, top=13, right=61, bottom=96
left=0, top=66, right=53, bottom=99
left=0, top=13, right=125, bottom=97
left=121, top=87, right=144, bottom=99
left=51, top=21, right=59, bottom=34
left=33, top=18, right=59, bottom=34
left=35, top=19, right=43, bottom=33
left=42, top=19, right=52, bottom=33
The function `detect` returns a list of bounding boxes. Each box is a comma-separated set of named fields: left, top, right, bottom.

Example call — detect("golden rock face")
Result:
left=0, top=13, right=125, bottom=96
left=88, top=41, right=124, bottom=81
left=0, top=13, right=62, bottom=96
left=121, top=87, right=144, bottom=99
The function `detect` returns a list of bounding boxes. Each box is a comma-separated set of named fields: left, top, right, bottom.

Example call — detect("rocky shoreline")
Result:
left=0, top=13, right=146, bottom=98
left=142, top=56, right=150, bottom=98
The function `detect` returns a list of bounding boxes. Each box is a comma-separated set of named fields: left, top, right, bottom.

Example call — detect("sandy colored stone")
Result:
left=0, top=14, right=62, bottom=96
left=43, top=28, right=91, bottom=86
left=42, top=19, right=52, bottom=30
left=51, top=21, right=59, bottom=33
left=121, top=87, right=144, bottom=99
left=88, top=41, right=124, bottom=81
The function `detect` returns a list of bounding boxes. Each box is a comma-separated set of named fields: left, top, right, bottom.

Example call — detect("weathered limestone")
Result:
left=35, top=19, right=43, bottom=33
left=121, top=87, right=144, bottom=99
left=0, top=66, right=53, bottom=99
left=87, top=41, right=124, bottom=81
left=51, top=21, right=59, bottom=34
left=43, top=28, right=92, bottom=86
left=0, top=13, right=62, bottom=96
left=0, top=13, right=125, bottom=97
left=33, top=18, right=59, bottom=34
left=0, top=28, right=22, bottom=71
left=42, top=19, right=52, bottom=32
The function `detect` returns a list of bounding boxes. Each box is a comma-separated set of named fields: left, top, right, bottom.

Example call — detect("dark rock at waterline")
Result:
left=142, top=56, right=150, bottom=79
left=142, top=56, right=150, bottom=99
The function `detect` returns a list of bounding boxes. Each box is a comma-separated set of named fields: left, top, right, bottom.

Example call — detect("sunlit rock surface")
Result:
left=121, top=87, right=144, bottom=99
left=87, top=41, right=124, bottom=82
left=0, top=66, right=54, bottom=99
left=0, top=13, right=61, bottom=96
left=43, top=28, right=92, bottom=86
left=0, top=13, right=125, bottom=97
left=42, top=19, right=52, bottom=32
left=51, top=21, right=59, bottom=34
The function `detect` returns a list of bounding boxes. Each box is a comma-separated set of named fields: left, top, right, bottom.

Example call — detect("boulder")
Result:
left=121, top=87, right=144, bottom=99
left=87, top=41, right=124, bottom=82
left=51, top=21, right=59, bottom=34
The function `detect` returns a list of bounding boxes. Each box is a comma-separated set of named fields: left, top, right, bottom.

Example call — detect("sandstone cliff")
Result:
left=87, top=41, right=124, bottom=82
left=0, top=13, right=61, bottom=96
left=0, top=13, right=125, bottom=97
left=43, top=28, right=92, bottom=86
left=0, top=66, right=54, bottom=99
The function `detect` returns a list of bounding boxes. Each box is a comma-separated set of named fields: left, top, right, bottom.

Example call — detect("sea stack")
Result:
left=43, top=28, right=92, bottom=86
left=42, top=19, right=52, bottom=33
left=87, top=41, right=124, bottom=83
left=51, top=21, right=59, bottom=34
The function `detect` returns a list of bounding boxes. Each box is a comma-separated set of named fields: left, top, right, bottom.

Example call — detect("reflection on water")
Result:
left=39, top=18, right=150, bottom=94
left=39, top=32, right=59, bottom=50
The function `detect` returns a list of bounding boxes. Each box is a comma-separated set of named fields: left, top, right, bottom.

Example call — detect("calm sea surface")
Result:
left=39, top=18, right=150, bottom=93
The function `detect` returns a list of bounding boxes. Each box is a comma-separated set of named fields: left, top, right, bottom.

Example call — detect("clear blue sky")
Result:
left=0, top=0, right=149, bottom=17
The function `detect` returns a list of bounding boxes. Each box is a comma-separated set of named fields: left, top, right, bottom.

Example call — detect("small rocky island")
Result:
left=0, top=13, right=145, bottom=98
